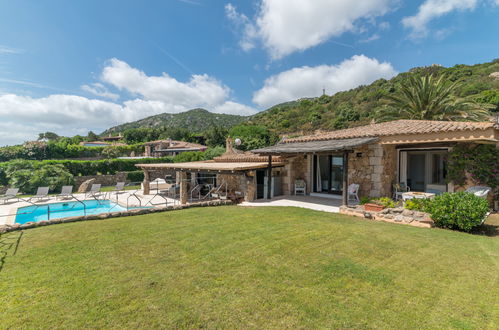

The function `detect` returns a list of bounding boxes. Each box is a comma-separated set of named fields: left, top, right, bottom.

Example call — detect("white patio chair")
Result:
left=348, top=183, right=360, bottom=202
left=294, top=179, right=306, bottom=195
left=465, top=186, right=491, bottom=198
left=0, top=188, right=20, bottom=204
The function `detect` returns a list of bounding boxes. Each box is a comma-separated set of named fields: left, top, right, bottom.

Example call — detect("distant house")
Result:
left=101, top=133, right=123, bottom=142
left=143, top=140, right=207, bottom=157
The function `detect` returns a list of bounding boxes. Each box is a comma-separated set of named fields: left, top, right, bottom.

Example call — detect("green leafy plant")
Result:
left=372, top=197, right=397, bottom=208
left=126, top=171, right=145, bottom=183
left=427, top=192, right=489, bottom=232
left=446, top=144, right=498, bottom=199
left=404, top=198, right=431, bottom=212
left=359, top=196, right=372, bottom=205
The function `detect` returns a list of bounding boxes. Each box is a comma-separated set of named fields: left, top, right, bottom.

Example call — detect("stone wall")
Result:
left=340, top=205, right=433, bottom=228
left=282, top=155, right=311, bottom=195
left=348, top=143, right=396, bottom=198
left=74, top=172, right=128, bottom=187
left=216, top=173, right=256, bottom=202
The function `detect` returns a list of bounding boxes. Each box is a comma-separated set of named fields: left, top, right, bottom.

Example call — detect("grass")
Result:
left=0, top=206, right=498, bottom=328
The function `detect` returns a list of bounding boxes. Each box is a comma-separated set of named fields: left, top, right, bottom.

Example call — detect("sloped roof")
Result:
left=213, top=152, right=284, bottom=163
left=252, top=137, right=378, bottom=154
left=283, top=120, right=496, bottom=143
left=143, top=140, right=206, bottom=149
left=136, top=160, right=285, bottom=172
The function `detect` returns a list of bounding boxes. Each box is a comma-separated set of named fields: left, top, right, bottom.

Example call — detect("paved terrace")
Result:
left=240, top=195, right=358, bottom=213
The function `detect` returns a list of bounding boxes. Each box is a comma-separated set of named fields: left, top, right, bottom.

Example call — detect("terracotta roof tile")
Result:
left=284, top=120, right=495, bottom=143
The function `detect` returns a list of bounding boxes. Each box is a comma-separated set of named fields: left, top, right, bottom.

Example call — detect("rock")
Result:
left=98, top=214, right=109, bottom=219
left=394, top=215, right=404, bottom=222
left=391, top=208, right=404, bottom=214
left=363, top=212, right=373, bottom=219
left=402, top=209, right=414, bottom=216
left=0, top=225, right=9, bottom=233
left=383, top=214, right=394, bottom=219
left=38, top=220, right=49, bottom=226
left=61, top=216, right=82, bottom=223
left=380, top=208, right=390, bottom=214
left=402, top=216, right=414, bottom=223
left=77, top=178, right=96, bottom=193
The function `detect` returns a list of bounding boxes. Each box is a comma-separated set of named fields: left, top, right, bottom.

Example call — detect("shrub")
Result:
left=126, top=171, right=145, bottom=183
left=427, top=192, right=489, bottom=232
left=404, top=198, right=431, bottom=212
left=29, top=164, right=74, bottom=194
left=372, top=197, right=397, bottom=208
left=359, top=196, right=372, bottom=205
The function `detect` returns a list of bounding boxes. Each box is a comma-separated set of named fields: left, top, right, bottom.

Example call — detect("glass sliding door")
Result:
left=313, top=155, right=344, bottom=195
left=403, top=150, right=448, bottom=193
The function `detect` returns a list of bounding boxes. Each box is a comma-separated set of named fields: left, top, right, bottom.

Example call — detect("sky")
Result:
left=0, top=0, right=498, bottom=146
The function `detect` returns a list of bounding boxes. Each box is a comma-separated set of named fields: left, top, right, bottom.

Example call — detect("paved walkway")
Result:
left=240, top=195, right=355, bottom=213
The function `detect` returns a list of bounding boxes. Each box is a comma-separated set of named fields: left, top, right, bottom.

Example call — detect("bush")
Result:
left=9, top=163, right=74, bottom=194
left=359, top=196, right=371, bottom=205
left=372, top=197, right=397, bottom=208
left=427, top=192, right=489, bottom=232
left=404, top=198, right=431, bottom=212
left=126, top=171, right=145, bottom=183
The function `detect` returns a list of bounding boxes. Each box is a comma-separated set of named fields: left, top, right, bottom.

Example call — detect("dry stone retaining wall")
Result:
left=340, top=205, right=434, bottom=228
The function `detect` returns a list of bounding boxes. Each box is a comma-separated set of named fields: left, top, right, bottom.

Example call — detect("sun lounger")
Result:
left=0, top=188, right=20, bottom=204
left=57, top=185, right=73, bottom=200
left=113, top=182, right=126, bottom=194
left=29, top=187, right=49, bottom=202
left=85, top=184, right=102, bottom=198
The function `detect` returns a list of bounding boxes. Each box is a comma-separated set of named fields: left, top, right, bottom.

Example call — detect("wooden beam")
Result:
left=342, top=151, right=349, bottom=206
left=267, top=155, right=272, bottom=199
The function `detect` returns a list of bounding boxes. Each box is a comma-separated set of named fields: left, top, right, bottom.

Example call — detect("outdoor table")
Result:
left=401, top=192, right=435, bottom=201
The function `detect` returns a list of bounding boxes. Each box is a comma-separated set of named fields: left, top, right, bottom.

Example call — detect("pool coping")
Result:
left=0, top=199, right=233, bottom=233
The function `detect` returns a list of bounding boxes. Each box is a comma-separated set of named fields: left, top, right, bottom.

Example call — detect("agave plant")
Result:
left=376, top=74, right=491, bottom=121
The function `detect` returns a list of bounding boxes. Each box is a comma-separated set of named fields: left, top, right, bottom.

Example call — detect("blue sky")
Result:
left=0, top=0, right=498, bottom=145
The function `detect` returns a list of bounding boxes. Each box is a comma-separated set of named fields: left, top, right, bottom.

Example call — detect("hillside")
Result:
left=101, top=60, right=499, bottom=137
left=101, top=108, right=248, bottom=135
left=249, top=59, right=499, bottom=134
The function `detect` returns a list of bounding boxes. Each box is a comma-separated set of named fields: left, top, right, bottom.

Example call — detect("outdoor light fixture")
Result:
left=235, top=138, right=242, bottom=146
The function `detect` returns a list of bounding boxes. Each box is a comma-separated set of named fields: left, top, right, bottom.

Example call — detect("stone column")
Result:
left=143, top=169, right=150, bottom=195
left=179, top=171, right=188, bottom=205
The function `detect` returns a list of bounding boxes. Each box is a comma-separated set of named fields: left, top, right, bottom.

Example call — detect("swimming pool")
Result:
left=15, top=200, right=145, bottom=224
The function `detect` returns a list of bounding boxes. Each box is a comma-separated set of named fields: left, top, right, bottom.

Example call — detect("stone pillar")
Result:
left=179, top=171, right=188, bottom=205
left=245, top=173, right=256, bottom=202
left=143, top=169, right=150, bottom=195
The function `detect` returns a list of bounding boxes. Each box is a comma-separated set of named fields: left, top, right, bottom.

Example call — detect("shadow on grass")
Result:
left=470, top=213, right=499, bottom=237
left=0, top=231, right=23, bottom=272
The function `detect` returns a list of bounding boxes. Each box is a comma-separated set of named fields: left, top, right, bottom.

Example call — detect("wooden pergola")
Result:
left=136, top=160, right=285, bottom=204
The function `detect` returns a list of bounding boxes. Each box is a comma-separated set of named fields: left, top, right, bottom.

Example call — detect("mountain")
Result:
left=101, top=60, right=499, bottom=137
left=248, top=59, right=499, bottom=134
left=101, top=108, right=248, bottom=135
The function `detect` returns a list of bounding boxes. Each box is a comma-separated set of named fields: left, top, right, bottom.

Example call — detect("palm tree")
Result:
left=376, top=74, right=491, bottom=121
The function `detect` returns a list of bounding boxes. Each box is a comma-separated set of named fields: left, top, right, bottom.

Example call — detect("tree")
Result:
left=87, top=131, right=99, bottom=141
left=376, top=74, right=491, bottom=121
left=38, top=132, right=60, bottom=141
left=229, top=125, right=278, bottom=151
left=204, top=126, right=228, bottom=147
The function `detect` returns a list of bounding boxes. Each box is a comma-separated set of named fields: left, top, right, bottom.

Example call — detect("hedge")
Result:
left=0, top=157, right=173, bottom=177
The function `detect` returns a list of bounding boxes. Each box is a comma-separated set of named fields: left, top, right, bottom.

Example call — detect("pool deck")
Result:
left=0, top=191, right=177, bottom=225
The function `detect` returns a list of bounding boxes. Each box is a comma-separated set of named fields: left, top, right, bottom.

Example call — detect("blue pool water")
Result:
left=15, top=200, right=145, bottom=224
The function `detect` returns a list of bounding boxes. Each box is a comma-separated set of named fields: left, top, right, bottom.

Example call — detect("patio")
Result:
left=239, top=195, right=358, bottom=213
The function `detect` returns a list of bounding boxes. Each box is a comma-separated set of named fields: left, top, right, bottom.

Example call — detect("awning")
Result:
left=252, top=137, right=378, bottom=155
left=136, top=160, right=285, bottom=173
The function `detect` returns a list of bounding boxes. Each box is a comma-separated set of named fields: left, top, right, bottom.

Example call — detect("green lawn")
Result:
left=0, top=206, right=497, bottom=328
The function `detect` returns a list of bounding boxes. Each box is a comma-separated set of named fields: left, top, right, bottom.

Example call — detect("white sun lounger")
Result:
left=57, top=185, right=73, bottom=200
left=29, top=187, right=50, bottom=202
left=0, top=188, right=20, bottom=204
left=85, top=184, right=102, bottom=198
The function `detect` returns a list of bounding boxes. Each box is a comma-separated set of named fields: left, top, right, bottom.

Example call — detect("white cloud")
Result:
left=226, top=0, right=395, bottom=59
left=0, top=45, right=24, bottom=54
left=101, top=58, right=231, bottom=109
left=81, top=83, right=119, bottom=101
left=0, top=94, right=123, bottom=146
left=402, top=0, right=478, bottom=38
left=253, top=55, right=397, bottom=108
left=0, top=59, right=257, bottom=145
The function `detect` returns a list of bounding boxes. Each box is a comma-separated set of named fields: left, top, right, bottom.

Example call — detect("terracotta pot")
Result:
left=364, top=203, right=385, bottom=212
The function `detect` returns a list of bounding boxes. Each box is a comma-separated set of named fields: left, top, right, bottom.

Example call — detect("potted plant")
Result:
left=363, top=197, right=397, bottom=212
